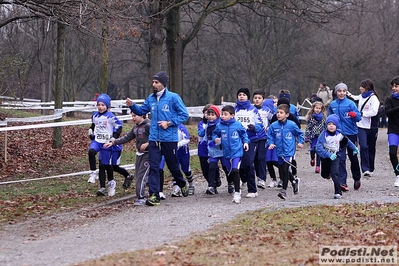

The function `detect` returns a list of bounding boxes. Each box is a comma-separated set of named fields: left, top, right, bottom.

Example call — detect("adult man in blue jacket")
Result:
left=126, top=71, right=190, bottom=206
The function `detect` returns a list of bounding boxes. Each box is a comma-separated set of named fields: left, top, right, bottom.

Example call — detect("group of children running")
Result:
left=86, top=75, right=399, bottom=204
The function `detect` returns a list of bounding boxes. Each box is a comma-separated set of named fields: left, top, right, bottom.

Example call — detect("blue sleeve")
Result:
left=130, top=98, right=151, bottom=116
left=294, top=125, right=304, bottom=144
left=171, top=95, right=189, bottom=126
left=198, top=121, right=206, bottom=137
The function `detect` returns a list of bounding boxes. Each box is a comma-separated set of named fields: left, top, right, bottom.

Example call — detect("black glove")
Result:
left=202, top=116, right=208, bottom=124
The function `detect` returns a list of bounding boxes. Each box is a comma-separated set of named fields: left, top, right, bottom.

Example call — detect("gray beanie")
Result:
left=334, top=82, right=348, bottom=92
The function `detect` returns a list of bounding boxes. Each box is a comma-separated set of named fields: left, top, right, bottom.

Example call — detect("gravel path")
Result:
left=1, top=129, right=399, bottom=266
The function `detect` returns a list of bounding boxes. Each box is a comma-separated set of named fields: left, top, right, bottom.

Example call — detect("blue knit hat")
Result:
left=153, top=71, right=169, bottom=87
left=97, top=94, right=111, bottom=109
left=326, top=114, right=340, bottom=126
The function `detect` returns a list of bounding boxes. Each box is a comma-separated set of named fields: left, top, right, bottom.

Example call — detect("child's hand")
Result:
left=125, top=98, right=134, bottom=106
left=215, top=138, right=221, bottom=145
left=297, top=143, right=304, bottom=148
left=140, top=142, right=149, bottom=152
left=268, top=144, right=276, bottom=150
left=243, top=143, right=249, bottom=151
left=103, top=142, right=112, bottom=148
left=103, top=138, right=115, bottom=148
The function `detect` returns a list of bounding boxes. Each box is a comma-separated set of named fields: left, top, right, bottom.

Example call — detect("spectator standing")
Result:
left=317, top=82, right=333, bottom=107
left=125, top=71, right=190, bottom=206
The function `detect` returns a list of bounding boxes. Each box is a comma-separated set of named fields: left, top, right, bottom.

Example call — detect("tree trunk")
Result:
left=100, top=12, right=109, bottom=94
left=145, top=1, right=165, bottom=95
left=165, top=6, right=184, bottom=99
left=52, top=22, right=65, bottom=149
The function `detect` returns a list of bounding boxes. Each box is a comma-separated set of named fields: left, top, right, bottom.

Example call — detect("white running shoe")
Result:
left=88, top=171, right=97, bottom=183
left=246, top=192, right=258, bottom=198
left=394, top=176, right=399, bottom=187
left=364, top=171, right=372, bottom=178
left=257, top=179, right=266, bottom=189
left=267, top=180, right=278, bottom=188
left=171, top=185, right=182, bottom=197
left=232, top=192, right=241, bottom=204
left=108, top=180, right=116, bottom=196
left=159, top=192, right=166, bottom=200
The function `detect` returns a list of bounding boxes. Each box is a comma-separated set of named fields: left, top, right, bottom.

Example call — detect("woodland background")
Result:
left=1, top=0, right=399, bottom=108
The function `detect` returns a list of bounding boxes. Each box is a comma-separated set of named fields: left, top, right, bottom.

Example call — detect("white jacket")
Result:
left=351, top=93, right=379, bottom=129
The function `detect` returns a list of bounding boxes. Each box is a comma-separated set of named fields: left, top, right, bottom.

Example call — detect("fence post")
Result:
left=0, top=120, right=7, bottom=162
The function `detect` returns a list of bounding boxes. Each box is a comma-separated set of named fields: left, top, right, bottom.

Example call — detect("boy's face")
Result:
left=392, top=83, right=399, bottom=94
left=237, top=92, right=248, bottom=102
left=253, top=94, right=264, bottom=106
left=221, top=111, right=234, bottom=121
left=132, top=113, right=144, bottom=124
left=203, top=110, right=208, bottom=119
left=207, top=112, right=217, bottom=122
left=336, top=89, right=347, bottom=100
left=97, top=102, right=107, bottom=113
left=327, top=122, right=336, bottom=132
left=276, top=109, right=289, bottom=121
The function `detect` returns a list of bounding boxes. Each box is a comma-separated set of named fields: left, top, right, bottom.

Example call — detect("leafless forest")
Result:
left=1, top=1, right=398, bottom=107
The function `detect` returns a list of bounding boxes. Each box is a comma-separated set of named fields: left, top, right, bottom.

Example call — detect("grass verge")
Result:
left=77, top=202, right=399, bottom=265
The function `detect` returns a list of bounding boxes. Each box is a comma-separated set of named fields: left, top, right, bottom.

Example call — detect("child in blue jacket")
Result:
left=316, top=114, right=359, bottom=199
left=328, top=82, right=362, bottom=191
left=267, top=104, right=304, bottom=200
left=211, top=105, right=249, bottom=204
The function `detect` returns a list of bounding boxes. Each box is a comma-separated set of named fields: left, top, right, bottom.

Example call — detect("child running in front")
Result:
left=211, top=105, right=249, bottom=204
left=304, top=100, right=326, bottom=173
left=88, top=94, right=123, bottom=196
left=267, top=104, right=304, bottom=200
left=316, top=114, right=359, bottom=199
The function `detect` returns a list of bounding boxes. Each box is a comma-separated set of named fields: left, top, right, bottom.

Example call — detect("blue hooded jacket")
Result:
left=266, top=119, right=304, bottom=158
left=129, top=88, right=189, bottom=142
left=212, top=118, right=249, bottom=159
left=328, top=97, right=361, bottom=135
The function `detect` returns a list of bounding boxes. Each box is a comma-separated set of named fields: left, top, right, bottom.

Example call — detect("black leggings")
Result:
left=389, top=145, right=399, bottom=176
left=278, top=161, right=294, bottom=190
left=99, top=163, right=114, bottom=188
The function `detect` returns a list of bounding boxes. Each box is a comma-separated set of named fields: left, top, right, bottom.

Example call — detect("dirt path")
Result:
left=1, top=129, right=399, bottom=266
